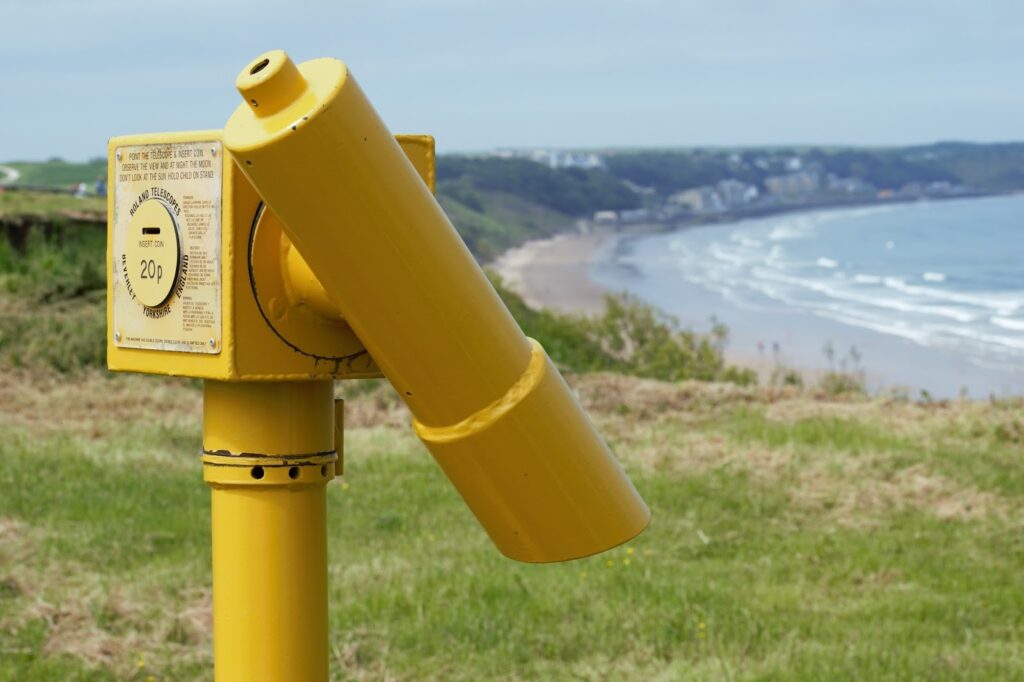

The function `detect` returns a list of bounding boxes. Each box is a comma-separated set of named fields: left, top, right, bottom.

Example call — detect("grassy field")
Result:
left=0, top=193, right=1021, bottom=679
left=1, top=159, right=106, bottom=188
left=0, top=191, right=105, bottom=220
left=1, top=370, right=1022, bottom=680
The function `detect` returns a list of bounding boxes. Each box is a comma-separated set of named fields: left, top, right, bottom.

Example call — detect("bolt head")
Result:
left=208, top=338, right=216, bottom=348
left=210, top=147, right=217, bottom=157
left=114, top=332, right=121, bottom=342
left=115, top=151, right=121, bottom=161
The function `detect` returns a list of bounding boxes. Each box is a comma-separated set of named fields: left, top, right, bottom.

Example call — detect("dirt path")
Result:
left=0, top=166, right=20, bottom=185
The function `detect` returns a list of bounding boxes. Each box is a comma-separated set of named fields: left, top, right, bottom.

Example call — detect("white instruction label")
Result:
left=112, top=141, right=222, bottom=353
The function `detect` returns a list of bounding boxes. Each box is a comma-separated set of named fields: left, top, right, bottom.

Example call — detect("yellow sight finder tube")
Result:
left=224, top=50, right=649, bottom=562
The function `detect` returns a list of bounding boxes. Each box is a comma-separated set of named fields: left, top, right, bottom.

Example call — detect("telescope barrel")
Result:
left=224, top=50, right=649, bottom=562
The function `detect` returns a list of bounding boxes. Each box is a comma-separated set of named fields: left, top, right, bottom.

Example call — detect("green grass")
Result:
left=0, top=188, right=104, bottom=215
left=0, top=221, right=107, bottom=371
left=0, top=190, right=105, bottom=218
left=2, top=159, right=107, bottom=188
left=1, top=375, right=1022, bottom=680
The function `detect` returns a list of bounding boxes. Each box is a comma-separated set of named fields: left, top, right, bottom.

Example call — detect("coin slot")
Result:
left=125, top=199, right=181, bottom=308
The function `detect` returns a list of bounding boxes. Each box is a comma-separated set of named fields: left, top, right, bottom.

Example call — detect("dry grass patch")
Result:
left=330, top=627, right=398, bottom=682
left=788, top=454, right=1012, bottom=528
left=765, top=393, right=1024, bottom=448
left=571, top=373, right=771, bottom=421
left=0, top=369, right=200, bottom=439
left=337, top=381, right=411, bottom=429
left=18, top=577, right=210, bottom=678
left=0, top=515, right=210, bottom=677
left=601, top=417, right=794, bottom=480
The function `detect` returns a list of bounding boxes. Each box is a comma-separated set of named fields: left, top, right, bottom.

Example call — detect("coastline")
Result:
left=490, top=192, right=1009, bottom=318
left=491, top=228, right=789, bottom=383
left=490, top=197, right=1024, bottom=397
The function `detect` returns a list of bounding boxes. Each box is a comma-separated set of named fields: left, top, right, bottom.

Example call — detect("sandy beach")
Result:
left=492, top=230, right=614, bottom=315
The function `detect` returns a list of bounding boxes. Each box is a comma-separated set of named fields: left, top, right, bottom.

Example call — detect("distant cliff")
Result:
left=5, top=142, right=1022, bottom=261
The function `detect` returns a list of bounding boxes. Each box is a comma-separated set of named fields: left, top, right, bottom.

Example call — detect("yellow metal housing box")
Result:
left=106, top=130, right=436, bottom=380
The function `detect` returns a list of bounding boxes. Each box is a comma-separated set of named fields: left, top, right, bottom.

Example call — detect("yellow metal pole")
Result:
left=202, top=380, right=337, bottom=682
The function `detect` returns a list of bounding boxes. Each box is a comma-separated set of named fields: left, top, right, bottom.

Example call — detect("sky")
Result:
left=1, top=0, right=1022, bottom=161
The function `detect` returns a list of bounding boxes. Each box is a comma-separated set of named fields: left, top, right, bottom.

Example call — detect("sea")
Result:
left=592, top=194, right=1024, bottom=398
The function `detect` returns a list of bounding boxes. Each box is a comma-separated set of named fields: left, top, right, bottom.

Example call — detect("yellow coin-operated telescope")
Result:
left=108, top=49, right=648, bottom=681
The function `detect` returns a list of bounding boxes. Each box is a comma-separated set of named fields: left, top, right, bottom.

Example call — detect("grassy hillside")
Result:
left=1, top=158, right=106, bottom=187
left=604, top=142, right=1024, bottom=196
left=0, top=189, right=105, bottom=220
left=0, top=158, right=587, bottom=261
left=438, top=189, right=571, bottom=261
left=437, top=156, right=640, bottom=215
left=1, top=371, right=1022, bottom=680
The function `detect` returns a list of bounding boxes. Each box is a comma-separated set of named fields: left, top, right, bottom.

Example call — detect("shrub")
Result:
left=819, top=342, right=866, bottom=396
left=490, top=273, right=755, bottom=385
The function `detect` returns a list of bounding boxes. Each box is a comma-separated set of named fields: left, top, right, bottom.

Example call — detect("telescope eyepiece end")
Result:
left=236, top=49, right=308, bottom=117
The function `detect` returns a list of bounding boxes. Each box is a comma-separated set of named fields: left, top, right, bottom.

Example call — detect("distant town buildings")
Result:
left=668, top=187, right=722, bottom=213
left=667, top=179, right=758, bottom=214
left=825, top=174, right=874, bottom=195
left=492, top=148, right=604, bottom=170
left=764, top=168, right=821, bottom=198
left=483, top=146, right=972, bottom=227
left=716, top=179, right=759, bottom=206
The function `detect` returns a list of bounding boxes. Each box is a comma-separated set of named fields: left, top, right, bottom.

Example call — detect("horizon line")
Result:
left=6, top=138, right=1024, bottom=165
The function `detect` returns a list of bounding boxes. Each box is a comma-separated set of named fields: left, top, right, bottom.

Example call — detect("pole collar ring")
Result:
left=202, top=450, right=338, bottom=487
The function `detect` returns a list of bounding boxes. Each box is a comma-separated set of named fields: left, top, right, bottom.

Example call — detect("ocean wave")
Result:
left=678, top=272, right=778, bottom=313
left=814, top=307, right=933, bottom=345
left=992, top=316, right=1024, bottom=331
left=729, top=232, right=763, bottom=248
left=927, top=324, right=1024, bottom=353
left=768, top=218, right=815, bottom=242
left=707, top=242, right=750, bottom=267
left=680, top=260, right=1024, bottom=363
left=753, top=268, right=979, bottom=323
left=967, top=356, right=1024, bottom=374
left=816, top=305, right=1024, bottom=361
left=763, top=205, right=895, bottom=243
left=817, top=257, right=838, bottom=268
left=882, top=277, right=1022, bottom=316
left=668, top=239, right=692, bottom=254
left=923, top=272, right=946, bottom=282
